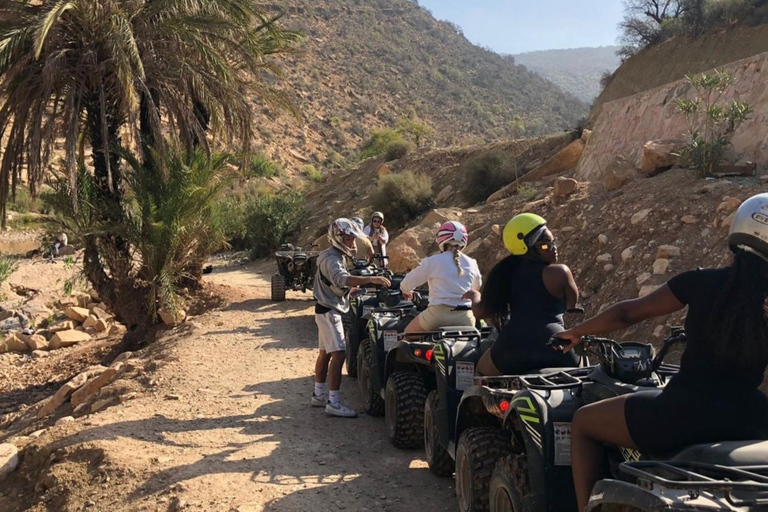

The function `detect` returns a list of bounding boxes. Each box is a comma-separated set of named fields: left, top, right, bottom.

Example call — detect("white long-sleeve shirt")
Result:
left=364, top=225, right=389, bottom=255
left=400, top=251, right=482, bottom=307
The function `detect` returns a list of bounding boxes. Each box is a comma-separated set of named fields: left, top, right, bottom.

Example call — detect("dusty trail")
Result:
left=9, top=261, right=457, bottom=511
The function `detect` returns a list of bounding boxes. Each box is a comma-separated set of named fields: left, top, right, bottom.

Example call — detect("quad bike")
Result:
left=343, top=255, right=405, bottom=378
left=439, top=328, right=685, bottom=512
left=270, top=243, right=318, bottom=302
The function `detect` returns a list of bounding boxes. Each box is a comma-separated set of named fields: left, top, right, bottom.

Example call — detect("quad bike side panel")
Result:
left=502, top=389, right=581, bottom=512
left=366, top=313, right=411, bottom=396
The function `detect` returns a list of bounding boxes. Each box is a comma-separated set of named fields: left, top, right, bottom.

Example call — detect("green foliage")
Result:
left=302, top=164, right=323, bottom=182
left=517, top=183, right=539, bottom=201
left=121, top=147, right=234, bottom=318
left=461, top=151, right=520, bottom=203
left=371, top=171, right=434, bottom=229
left=384, top=139, right=415, bottom=161
left=245, top=190, right=306, bottom=259
left=249, top=152, right=281, bottom=179
left=395, top=116, right=435, bottom=146
left=0, top=256, right=18, bottom=287
left=360, top=129, right=405, bottom=160
left=676, top=70, right=753, bottom=177
left=8, top=188, right=41, bottom=214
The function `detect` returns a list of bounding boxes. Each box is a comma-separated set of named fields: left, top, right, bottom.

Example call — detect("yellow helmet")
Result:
left=503, top=213, right=547, bottom=255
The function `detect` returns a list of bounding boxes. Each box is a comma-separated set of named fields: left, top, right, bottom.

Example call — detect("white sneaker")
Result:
left=325, top=401, right=358, bottom=418
left=310, top=393, right=327, bottom=407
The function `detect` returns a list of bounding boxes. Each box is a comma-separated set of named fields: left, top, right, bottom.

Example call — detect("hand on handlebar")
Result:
left=401, top=290, right=413, bottom=300
left=369, top=276, right=391, bottom=288
left=548, top=331, right=581, bottom=354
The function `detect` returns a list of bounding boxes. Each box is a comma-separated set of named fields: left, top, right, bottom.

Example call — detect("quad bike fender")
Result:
left=586, top=479, right=703, bottom=512
left=454, top=386, right=504, bottom=447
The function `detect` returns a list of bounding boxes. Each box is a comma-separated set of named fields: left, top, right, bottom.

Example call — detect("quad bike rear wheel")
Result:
left=425, top=390, right=454, bottom=476
left=385, top=371, right=427, bottom=449
left=455, top=427, right=513, bottom=512
left=489, top=454, right=529, bottom=512
left=271, top=274, right=286, bottom=302
left=357, top=339, right=384, bottom=416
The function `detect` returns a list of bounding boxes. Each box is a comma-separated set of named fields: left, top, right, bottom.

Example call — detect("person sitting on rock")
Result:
left=364, top=212, right=389, bottom=268
left=400, top=221, right=482, bottom=335
left=464, top=213, right=581, bottom=376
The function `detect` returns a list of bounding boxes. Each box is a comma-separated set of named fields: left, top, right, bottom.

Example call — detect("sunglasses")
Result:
left=372, top=219, right=382, bottom=223
left=535, top=239, right=557, bottom=251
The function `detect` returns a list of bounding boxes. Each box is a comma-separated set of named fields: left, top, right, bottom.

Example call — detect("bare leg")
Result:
left=314, top=350, right=332, bottom=384
left=571, top=395, right=637, bottom=511
left=476, top=349, right=502, bottom=376
left=327, top=350, right=346, bottom=391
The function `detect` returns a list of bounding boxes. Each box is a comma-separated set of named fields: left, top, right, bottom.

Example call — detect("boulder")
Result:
left=640, top=140, right=687, bottom=176
left=37, top=371, right=90, bottom=418
left=82, top=316, right=98, bottom=329
left=158, top=308, right=186, bottom=327
left=19, top=301, right=53, bottom=328
left=108, top=324, right=127, bottom=337
left=621, top=246, right=636, bottom=263
left=90, top=307, right=113, bottom=321
left=24, top=335, right=48, bottom=351
left=1, top=334, right=29, bottom=353
left=596, top=253, right=613, bottom=263
left=49, top=319, right=77, bottom=332
left=70, top=364, right=123, bottom=407
left=95, top=319, right=109, bottom=333
left=657, top=245, right=681, bottom=259
left=55, top=416, right=75, bottom=426
left=653, top=258, right=670, bottom=275
left=49, top=330, right=91, bottom=350
left=0, top=444, right=18, bottom=481
left=523, top=138, right=585, bottom=182
left=630, top=209, right=652, bottom=225
left=553, top=177, right=579, bottom=198
left=435, top=185, right=453, bottom=203
left=597, top=234, right=608, bottom=246
left=387, top=226, right=431, bottom=273
left=680, top=215, right=698, bottom=225
left=717, top=197, right=742, bottom=214
left=64, top=307, right=90, bottom=323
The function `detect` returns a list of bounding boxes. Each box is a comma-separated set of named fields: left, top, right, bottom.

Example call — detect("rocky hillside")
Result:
left=513, top=46, right=621, bottom=102
left=252, top=0, right=586, bottom=175
left=592, top=23, right=768, bottom=122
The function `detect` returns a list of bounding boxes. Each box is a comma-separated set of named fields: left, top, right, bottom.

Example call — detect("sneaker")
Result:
left=325, top=401, right=358, bottom=418
left=310, top=393, right=327, bottom=407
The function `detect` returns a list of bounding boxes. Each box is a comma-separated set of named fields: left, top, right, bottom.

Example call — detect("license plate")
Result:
left=554, top=422, right=571, bottom=466
left=455, top=361, right=475, bottom=391
left=383, top=331, right=398, bottom=351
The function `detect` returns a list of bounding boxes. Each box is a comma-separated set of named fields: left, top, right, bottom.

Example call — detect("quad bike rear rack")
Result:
left=620, top=461, right=768, bottom=507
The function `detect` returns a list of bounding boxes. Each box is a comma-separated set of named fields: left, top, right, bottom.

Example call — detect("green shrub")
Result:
left=0, top=256, right=18, bottom=285
left=384, top=139, right=415, bottom=161
left=462, top=150, right=519, bottom=203
left=302, top=164, right=323, bottom=182
left=245, top=190, right=305, bottom=259
left=249, top=152, right=281, bottom=178
left=359, top=129, right=404, bottom=160
left=8, top=187, right=41, bottom=213
left=371, top=171, right=434, bottom=229
left=517, top=183, right=538, bottom=201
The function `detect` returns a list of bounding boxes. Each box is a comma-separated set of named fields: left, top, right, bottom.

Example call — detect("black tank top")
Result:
left=490, top=260, right=578, bottom=374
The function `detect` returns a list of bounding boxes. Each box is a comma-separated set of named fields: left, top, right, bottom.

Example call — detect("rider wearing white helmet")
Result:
left=555, top=193, right=768, bottom=511
left=313, top=218, right=390, bottom=417
left=400, top=221, right=482, bottom=334
left=364, top=211, right=389, bottom=267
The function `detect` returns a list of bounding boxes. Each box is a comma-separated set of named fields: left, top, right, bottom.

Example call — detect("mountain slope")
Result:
left=252, top=0, right=587, bottom=175
left=513, top=46, right=622, bottom=102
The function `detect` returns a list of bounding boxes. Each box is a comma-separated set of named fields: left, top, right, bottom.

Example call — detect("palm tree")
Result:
left=0, top=0, right=299, bottom=331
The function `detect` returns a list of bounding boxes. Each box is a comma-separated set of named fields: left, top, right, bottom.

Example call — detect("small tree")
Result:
left=359, top=129, right=404, bottom=160
left=395, top=116, right=434, bottom=146
left=245, top=191, right=305, bottom=259
left=676, top=70, right=753, bottom=177
left=371, top=171, right=434, bottom=229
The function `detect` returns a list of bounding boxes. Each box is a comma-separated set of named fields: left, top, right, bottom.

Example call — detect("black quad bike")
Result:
left=270, top=244, right=319, bottom=302
left=443, top=328, right=689, bottom=512
left=342, top=257, right=405, bottom=378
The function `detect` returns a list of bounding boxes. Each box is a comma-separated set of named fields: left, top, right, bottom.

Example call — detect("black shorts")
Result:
left=625, top=378, right=768, bottom=454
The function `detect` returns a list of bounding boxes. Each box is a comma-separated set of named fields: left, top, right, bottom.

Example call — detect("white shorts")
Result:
left=315, top=310, right=345, bottom=353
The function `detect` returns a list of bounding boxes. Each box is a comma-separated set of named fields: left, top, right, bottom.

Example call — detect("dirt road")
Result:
left=4, top=261, right=457, bottom=512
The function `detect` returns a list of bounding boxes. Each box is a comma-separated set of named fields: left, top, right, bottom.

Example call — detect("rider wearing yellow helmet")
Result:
left=464, top=213, right=581, bottom=376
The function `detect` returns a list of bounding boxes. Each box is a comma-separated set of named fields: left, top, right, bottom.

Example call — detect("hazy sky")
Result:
left=417, top=0, right=625, bottom=54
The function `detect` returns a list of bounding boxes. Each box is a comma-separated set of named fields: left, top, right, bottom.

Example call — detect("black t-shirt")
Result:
left=668, top=268, right=766, bottom=388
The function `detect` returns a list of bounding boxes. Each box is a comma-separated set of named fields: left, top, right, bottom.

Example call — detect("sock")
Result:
left=314, top=382, right=325, bottom=396
left=328, top=390, right=340, bottom=405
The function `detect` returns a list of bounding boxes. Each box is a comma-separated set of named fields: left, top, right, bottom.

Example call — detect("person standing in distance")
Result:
left=364, top=212, right=389, bottom=267
left=312, top=218, right=391, bottom=417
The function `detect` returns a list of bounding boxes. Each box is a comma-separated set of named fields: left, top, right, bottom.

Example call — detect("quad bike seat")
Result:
left=667, top=440, right=768, bottom=466
left=527, top=367, right=581, bottom=375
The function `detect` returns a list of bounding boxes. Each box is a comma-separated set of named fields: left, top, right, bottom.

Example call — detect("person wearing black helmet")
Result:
left=554, top=193, right=768, bottom=511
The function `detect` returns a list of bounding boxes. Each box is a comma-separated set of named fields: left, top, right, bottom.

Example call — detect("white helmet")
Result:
left=328, top=218, right=370, bottom=257
left=371, top=211, right=384, bottom=222
left=351, top=217, right=364, bottom=230
left=728, top=193, right=768, bottom=261
left=436, top=221, right=468, bottom=252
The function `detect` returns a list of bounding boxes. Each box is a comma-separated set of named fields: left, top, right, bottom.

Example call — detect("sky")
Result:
left=416, top=0, right=625, bottom=54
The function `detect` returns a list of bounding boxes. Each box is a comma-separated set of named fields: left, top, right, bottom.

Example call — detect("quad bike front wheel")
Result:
left=385, top=371, right=427, bottom=449
left=357, top=339, right=384, bottom=416
left=455, top=427, right=513, bottom=512
left=425, top=390, right=454, bottom=476
left=271, top=274, right=286, bottom=302
left=489, top=454, right=529, bottom=512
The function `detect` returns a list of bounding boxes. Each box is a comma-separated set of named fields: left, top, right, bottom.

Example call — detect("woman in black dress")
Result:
left=555, top=193, right=768, bottom=511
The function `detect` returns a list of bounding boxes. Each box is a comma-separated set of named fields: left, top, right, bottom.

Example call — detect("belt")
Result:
left=452, top=305, right=472, bottom=311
